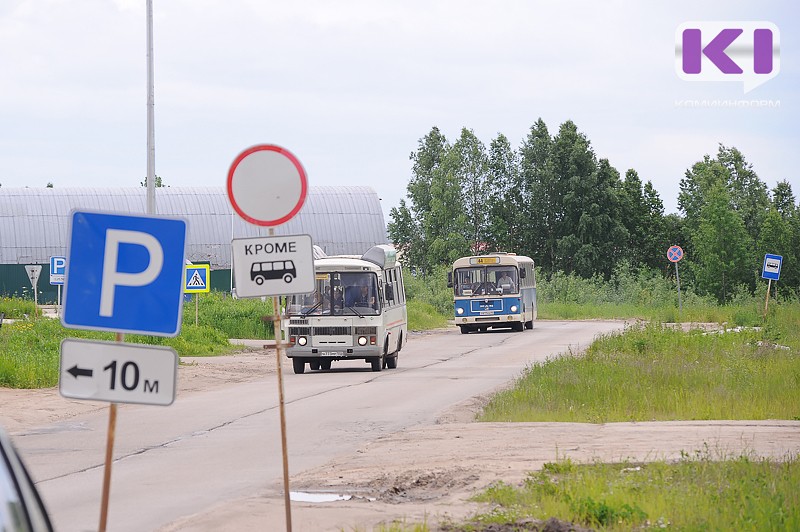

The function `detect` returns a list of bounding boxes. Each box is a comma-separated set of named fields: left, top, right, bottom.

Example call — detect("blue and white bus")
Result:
left=447, top=253, right=537, bottom=333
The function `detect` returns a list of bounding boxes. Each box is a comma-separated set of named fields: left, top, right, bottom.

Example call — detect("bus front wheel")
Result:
left=292, top=358, right=305, bottom=374
left=371, top=354, right=384, bottom=372
left=460, top=325, right=470, bottom=334
left=283, top=274, right=293, bottom=283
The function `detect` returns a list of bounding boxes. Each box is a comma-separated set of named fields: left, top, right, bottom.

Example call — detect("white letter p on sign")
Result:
left=100, top=229, right=164, bottom=317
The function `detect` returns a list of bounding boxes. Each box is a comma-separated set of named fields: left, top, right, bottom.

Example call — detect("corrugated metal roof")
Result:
left=0, top=186, right=387, bottom=268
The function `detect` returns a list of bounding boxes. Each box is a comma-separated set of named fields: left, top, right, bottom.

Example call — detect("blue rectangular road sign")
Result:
left=184, top=264, right=210, bottom=293
left=50, top=256, right=66, bottom=285
left=62, top=210, right=187, bottom=336
left=762, top=253, right=783, bottom=281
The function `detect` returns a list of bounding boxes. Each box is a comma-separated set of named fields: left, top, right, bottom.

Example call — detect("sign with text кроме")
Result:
left=231, top=234, right=315, bottom=298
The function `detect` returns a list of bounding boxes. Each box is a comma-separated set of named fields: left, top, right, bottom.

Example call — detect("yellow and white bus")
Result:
left=283, top=245, right=408, bottom=373
left=448, top=253, right=537, bottom=333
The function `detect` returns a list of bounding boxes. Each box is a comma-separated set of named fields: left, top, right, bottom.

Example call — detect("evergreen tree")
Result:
left=552, top=122, right=626, bottom=278
left=619, top=170, right=666, bottom=271
left=690, top=184, right=753, bottom=302
left=388, top=127, right=451, bottom=272
left=387, top=200, right=425, bottom=271
left=550, top=120, right=597, bottom=274
left=485, top=133, right=523, bottom=253
left=642, top=181, right=667, bottom=269
left=450, top=128, right=489, bottom=251
left=771, top=180, right=796, bottom=218
left=717, top=145, right=769, bottom=242
left=426, top=155, right=470, bottom=265
left=678, top=154, right=728, bottom=227
left=519, top=118, right=557, bottom=272
left=757, top=207, right=795, bottom=289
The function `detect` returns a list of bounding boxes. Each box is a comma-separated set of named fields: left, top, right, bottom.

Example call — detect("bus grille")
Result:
left=289, top=319, right=309, bottom=325
left=314, top=326, right=352, bottom=336
left=354, top=326, right=377, bottom=335
left=289, top=327, right=311, bottom=336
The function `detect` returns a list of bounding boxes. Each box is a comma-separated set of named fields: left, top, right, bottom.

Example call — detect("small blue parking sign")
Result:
left=50, top=256, right=67, bottom=285
left=62, top=211, right=187, bottom=336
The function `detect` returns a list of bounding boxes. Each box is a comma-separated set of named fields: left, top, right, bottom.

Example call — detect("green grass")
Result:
left=407, top=300, right=449, bottom=331
left=480, top=318, right=800, bottom=423
left=186, top=291, right=275, bottom=339
left=0, top=295, right=37, bottom=319
left=464, top=454, right=800, bottom=531
left=0, top=317, right=234, bottom=388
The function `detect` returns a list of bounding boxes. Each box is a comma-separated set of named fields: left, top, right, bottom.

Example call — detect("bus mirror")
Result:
left=385, top=283, right=394, bottom=300
left=520, top=269, right=526, bottom=279
left=447, top=272, right=453, bottom=288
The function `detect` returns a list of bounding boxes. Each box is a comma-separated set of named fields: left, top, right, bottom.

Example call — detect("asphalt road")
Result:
left=15, top=320, right=625, bottom=532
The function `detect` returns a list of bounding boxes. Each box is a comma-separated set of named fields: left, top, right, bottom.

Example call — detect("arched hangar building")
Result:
left=0, top=186, right=388, bottom=303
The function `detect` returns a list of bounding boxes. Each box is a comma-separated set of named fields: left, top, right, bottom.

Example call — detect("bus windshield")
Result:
left=286, top=271, right=380, bottom=316
left=454, top=266, right=518, bottom=296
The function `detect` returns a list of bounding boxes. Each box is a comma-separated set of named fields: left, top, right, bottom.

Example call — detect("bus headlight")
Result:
left=358, top=336, right=368, bottom=346
left=456, top=307, right=464, bottom=315
left=510, top=305, right=518, bottom=313
left=297, top=336, right=307, bottom=346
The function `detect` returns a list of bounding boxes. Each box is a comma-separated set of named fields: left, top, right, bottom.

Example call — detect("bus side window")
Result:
left=396, top=267, right=405, bottom=304
left=385, top=270, right=396, bottom=307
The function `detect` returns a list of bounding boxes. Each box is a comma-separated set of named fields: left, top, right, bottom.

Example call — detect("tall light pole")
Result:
left=146, top=0, right=155, bottom=214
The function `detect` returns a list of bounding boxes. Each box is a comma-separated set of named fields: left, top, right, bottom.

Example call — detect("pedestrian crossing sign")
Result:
left=184, top=264, right=211, bottom=293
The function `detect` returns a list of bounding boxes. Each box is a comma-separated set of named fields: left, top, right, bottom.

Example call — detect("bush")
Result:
left=403, top=265, right=452, bottom=316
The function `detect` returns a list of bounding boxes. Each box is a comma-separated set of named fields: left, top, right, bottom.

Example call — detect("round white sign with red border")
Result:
left=226, top=144, right=308, bottom=226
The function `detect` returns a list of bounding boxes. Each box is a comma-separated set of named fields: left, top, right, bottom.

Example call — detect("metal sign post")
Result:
left=227, top=144, right=310, bottom=532
left=667, top=245, right=684, bottom=314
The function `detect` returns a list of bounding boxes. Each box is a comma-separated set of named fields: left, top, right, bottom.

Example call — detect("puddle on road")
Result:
left=290, top=491, right=352, bottom=503
left=290, top=490, right=377, bottom=503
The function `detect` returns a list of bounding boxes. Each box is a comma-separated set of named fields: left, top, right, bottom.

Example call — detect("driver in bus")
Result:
left=497, top=271, right=515, bottom=292
left=354, top=285, right=375, bottom=308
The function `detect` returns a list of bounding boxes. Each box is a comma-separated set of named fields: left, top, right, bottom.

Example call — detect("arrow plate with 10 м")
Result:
left=59, top=338, right=177, bottom=406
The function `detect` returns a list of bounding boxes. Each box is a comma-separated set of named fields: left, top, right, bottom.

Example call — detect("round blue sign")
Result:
left=667, top=245, right=684, bottom=263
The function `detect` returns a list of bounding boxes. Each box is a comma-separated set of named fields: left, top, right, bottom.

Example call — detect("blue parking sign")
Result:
left=50, top=256, right=67, bottom=285
left=62, top=211, right=187, bottom=336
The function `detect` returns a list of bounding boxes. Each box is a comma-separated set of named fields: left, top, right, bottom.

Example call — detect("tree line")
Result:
left=388, top=119, right=798, bottom=303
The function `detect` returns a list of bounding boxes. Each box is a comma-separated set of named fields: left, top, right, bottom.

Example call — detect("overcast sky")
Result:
left=1, top=1, right=797, bottom=223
